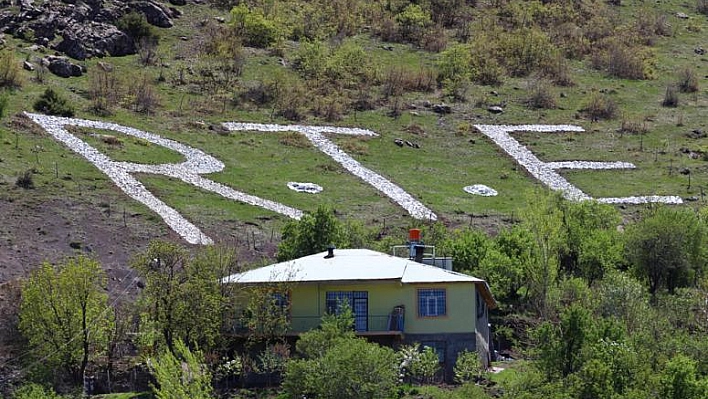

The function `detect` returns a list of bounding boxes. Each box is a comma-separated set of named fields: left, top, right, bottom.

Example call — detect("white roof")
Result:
left=223, top=248, right=485, bottom=284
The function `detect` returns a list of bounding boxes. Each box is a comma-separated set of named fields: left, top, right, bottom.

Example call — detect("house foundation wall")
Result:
left=404, top=332, right=477, bottom=382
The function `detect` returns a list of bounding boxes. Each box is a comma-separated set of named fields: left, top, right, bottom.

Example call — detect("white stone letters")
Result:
left=25, top=113, right=682, bottom=245
left=473, top=124, right=682, bottom=204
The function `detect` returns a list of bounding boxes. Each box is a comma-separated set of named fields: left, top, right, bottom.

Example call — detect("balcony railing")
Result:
left=232, top=313, right=404, bottom=335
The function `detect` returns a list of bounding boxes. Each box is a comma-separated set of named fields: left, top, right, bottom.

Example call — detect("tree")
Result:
left=442, top=227, right=490, bottom=275
left=625, top=207, right=706, bottom=297
left=520, top=191, right=563, bottom=317
left=148, top=339, right=214, bottom=399
left=133, top=241, right=239, bottom=354
left=283, top=308, right=397, bottom=399
left=660, top=355, right=705, bottom=399
left=19, top=256, right=113, bottom=383
left=277, top=205, right=352, bottom=261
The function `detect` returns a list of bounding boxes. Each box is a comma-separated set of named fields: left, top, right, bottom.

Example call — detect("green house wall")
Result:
left=288, top=281, right=477, bottom=334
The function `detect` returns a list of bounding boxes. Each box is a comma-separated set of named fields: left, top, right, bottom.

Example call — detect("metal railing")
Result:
left=232, top=313, right=404, bottom=334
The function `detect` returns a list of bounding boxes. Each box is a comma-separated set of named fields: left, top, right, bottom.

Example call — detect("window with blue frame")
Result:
left=325, top=291, right=368, bottom=331
left=417, top=288, right=446, bottom=317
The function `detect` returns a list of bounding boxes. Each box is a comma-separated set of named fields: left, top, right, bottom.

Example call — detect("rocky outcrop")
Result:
left=43, top=55, right=84, bottom=78
left=0, top=0, right=182, bottom=60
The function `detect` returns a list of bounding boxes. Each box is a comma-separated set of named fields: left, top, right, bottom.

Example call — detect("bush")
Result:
left=229, top=4, right=279, bottom=48
left=15, top=170, right=35, bottom=189
left=284, top=308, right=397, bottom=399
left=662, top=85, right=679, bottom=108
left=582, top=93, right=617, bottom=120
left=677, top=67, right=699, bottom=93
left=524, top=79, right=556, bottom=109
left=396, top=4, right=432, bottom=43
left=454, top=350, right=484, bottom=384
left=0, top=50, right=23, bottom=89
left=116, top=11, right=159, bottom=48
left=11, top=383, right=64, bottom=399
left=33, top=88, right=75, bottom=117
left=148, top=340, right=214, bottom=399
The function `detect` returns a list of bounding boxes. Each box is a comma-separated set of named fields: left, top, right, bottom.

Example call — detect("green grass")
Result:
left=2, top=0, right=708, bottom=243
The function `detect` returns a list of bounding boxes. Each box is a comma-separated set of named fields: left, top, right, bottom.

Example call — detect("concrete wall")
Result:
left=288, top=281, right=478, bottom=334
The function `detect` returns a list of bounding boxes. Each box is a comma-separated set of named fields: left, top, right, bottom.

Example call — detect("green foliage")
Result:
left=295, top=304, right=355, bottom=359
left=242, top=284, right=292, bottom=341
left=148, top=339, right=214, bottom=399
left=442, top=227, right=490, bottom=275
left=396, top=4, right=432, bottom=43
left=116, top=11, right=160, bottom=47
left=594, top=271, right=649, bottom=332
left=453, top=349, right=483, bottom=384
left=19, top=256, right=113, bottom=382
left=33, top=88, right=75, bottom=117
left=625, top=207, right=706, bottom=297
left=498, top=28, right=557, bottom=77
left=229, top=4, right=280, bottom=48
left=397, top=343, right=441, bottom=384
left=533, top=304, right=593, bottom=379
left=277, top=205, right=352, bottom=261
left=660, top=355, right=705, bottom=399
left=0, top=50, right=23, bottom=89
left=284, top=308, right=397, bottom=399
left=133, top=241, right=237, bottom=354
left=11, top=383, right=65, bottom=399
left=520, top=191, right=563, bottom=317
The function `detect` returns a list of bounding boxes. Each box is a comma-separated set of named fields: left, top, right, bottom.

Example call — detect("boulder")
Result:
left=23, top=61, right=35, bottom=71
left=129, top=1, right=174, bottom=28
left=45, top=55, right=83, bottom=77
left=55, top=22, right=135, bottom=59
left=432, top=103, right=451, bottom=114
left=487, top=105, right=504, bottom=114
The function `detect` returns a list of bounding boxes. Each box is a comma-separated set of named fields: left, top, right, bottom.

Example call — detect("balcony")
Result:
left=231, top=313, right=404, bottom=337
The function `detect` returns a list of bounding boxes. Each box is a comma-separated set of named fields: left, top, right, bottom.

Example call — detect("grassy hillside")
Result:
left=1, top=0, right=707, bottom=268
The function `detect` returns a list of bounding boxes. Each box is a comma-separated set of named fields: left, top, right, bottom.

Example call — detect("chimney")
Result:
left=324, top=245, right=335, bottom=259
left=414, top=245, right=424, bottom=263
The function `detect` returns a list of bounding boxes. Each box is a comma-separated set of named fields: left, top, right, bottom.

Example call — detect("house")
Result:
left=223, top=247, right=497, bottom=380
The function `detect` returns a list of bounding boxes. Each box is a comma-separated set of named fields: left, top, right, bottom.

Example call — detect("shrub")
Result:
left=0, top=50, right=23, bottom=89
left=33, top=88, right=75, bottom=117
left=454, top=349, right=484, bottom=384
left=15, top=170, right=35, bottom=189
left=11, top=383, right=64, bottom=399
left=116, top=11, right=159, bottom=48
left=677, top=67, right=699, bottom=93
left=381, top=66, right=437, bottom=98
left=89, top=66, right=121, bottom=115
left=229, top=4, right=279, bottom=48
left=148, top=340, right=213, bottom=399
left=524, top=79, right=557, bottom=109
left=498, top=28, right=557, bottom=77
left=396, top=4, right=432, bottom=43
left=662, top=85, right=679, bottom=107
left=582, top=93, right=617, bottom=120
left=128, top=74, right=160, bottom=114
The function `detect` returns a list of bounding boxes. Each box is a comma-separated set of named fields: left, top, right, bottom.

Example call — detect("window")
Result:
left=325, top=291, right=368, bottom=331
left=418, top=288, right=446, bottom=317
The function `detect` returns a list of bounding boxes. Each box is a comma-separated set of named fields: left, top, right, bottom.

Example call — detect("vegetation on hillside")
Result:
left=1, top=0, right=708, bottom=397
